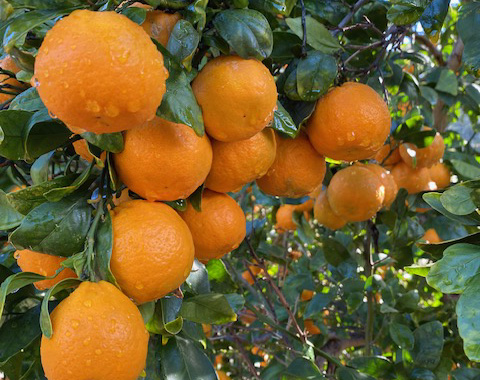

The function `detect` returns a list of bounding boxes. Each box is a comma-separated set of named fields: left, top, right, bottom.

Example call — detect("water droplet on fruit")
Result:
left=118, top=50, right=130, bottom=64
left=87, top=316, right=93, bottom=321
left=44, top=71, right=49, bottom=78
left=127, top=100, right=141, bottom=113
left=86, top=359, right=91, bottom=366
left=65, top=331, right=71, bottom=337
left=86, top=100, right=101, bottom=113
left=63, top=82, right=69, bottom=89
left=43, top=47, right=49, bottom=55
left=135, top=282, right=144, bottom=290
left=116, top=352, right=123, bottom=358
left=71, top=319, right=79, bottom=329
left=95, top=349, right=102, bottom=355
left=83, top=337, right=91, bottom=346
left=83, top=300, right=92, bottom=308
left=70, top=45, right=77, bottom=50
left=105, top=104, right=120, bottom=118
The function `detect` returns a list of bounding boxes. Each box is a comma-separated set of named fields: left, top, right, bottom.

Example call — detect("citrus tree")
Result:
left=0, top=0, right=479, bottom=379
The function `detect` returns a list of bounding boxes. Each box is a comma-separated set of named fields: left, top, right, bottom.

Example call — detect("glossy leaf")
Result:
left=30, top=151, right=53, bottom=185
left=387, top=3, right=426, bottom=26
left=10, top=195, right=92, bottom=257
left=8, top=87, right=44, bottom=112
left=213, top=9, right=273, bottom=60
left=273, top=101, right=299, bottom=138
left=423, top=192, right=480, bottom=226
left=185, top=259, right=210, bottom=295
left=420, top=0, right=450, bottom=41
left=92, top=211, right=117, bottom=286
left=336, top=366, right=375, bottom=380
left=457, top=274, right=480, bottom=361
left=286, top=16, right=341, bottom=54
left=179, top=293, right=237, bottom=324
left=249, top=0, right=297, bottom=16
left=412, top=321, right=444, bottom=369
left=282, top=357, right=325, bottom=379
left=457, top=2, right=480, bottom=69
left=80, top=132, right=124, bottom=154
left=440, top=185, right=476, bottom=216
left=0, top=189, right=24, bottom=230
left=349, top=356, right=393, bottom=377
left=167, top=20, right=200, bottom=71
left=147, top=297, right=183, bottom=336
left=389, top=323, right=414, bottom=350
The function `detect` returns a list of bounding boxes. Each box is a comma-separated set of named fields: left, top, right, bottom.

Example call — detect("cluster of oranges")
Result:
left=4, top=4, right=453, bottom=379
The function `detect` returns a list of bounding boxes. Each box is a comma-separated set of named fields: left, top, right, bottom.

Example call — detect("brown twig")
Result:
left=414, top=33, right=445, bottom=65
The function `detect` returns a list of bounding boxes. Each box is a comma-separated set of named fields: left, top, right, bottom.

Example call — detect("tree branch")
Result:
left=414, top=33, right=445, bottom=65
left=333, top=0, right=370, bottom=36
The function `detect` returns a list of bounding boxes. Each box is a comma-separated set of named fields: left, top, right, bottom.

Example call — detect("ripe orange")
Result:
left=192, top=56, right=277, bottom=142
left=180, top=190, right=246, bottom=262
left=374, top=140, right=401, bottom=167
left=202, top=324, right=212, bottom=337
left=289, top=250, right=303, bottom=260
left=295, top=199, right=314, bottom=212
left=399, top=129, right=445, bottom=168
left=429, top=162, right=451, bottom=189
left=327, top=165, right=385, bottom=222
left=34, top=10, right=168, bottom=134
left=15, top=249, right=77, bottom=290
left=114, top=117, right=212, bottom=201
left=307, top=82, right=390, bottom=161
left=110, top=200, right=194, bottom=304
left=301, top=289, right=314, bottom=302
left=41, top=281, right=148, bottom=380
left=422, top=228, right=442, bottom=243
left=391, top=161, right=435, bottom=194
left=242, top=270, right=256, bottom=285
left=205, top=129, right=277, bottom=193
left=73, top=139, right=106, bottom=163
left=0, top=55, right=25, bottom=104
left=275, top=204, right=299, bottom=232
left=239, top=309, right=257, bottom=325
left=304, top=319, right=321, bottom=335
left=313, top=190, right=347, bottom=230
left=141, top=10, right=182, bottom=46
left=216, top=370, right=231, bottom=380
left=257, top=132, right=326, bottom=198
left=364, top=163, right=398, bottom=207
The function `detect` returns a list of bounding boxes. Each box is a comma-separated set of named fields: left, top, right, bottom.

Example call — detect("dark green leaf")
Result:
left=249, top=0, right=297, bottom=16
left=188, top=185, right=203, bottom=212
left=457, top=2, right=480, bottom=69
left=451, top=159, right=480, bottom=180
left=206, top=259, right=237, bottom=293
left=0, top=189, right=24, bottom=230
left=156, top=44, right=204, bottom=136
left=282, top=357, right=325, bottom=379
left=121, top=6, right=147, bottom=25
left=349, top=356, right=392, bottom=377
left=185, top=259, right=210, bottom=295
left=285, top=16, right=341, bottom=54
left=273, top=102, right=299, bottom=138
left=213, top=9, right=273, bottom=60
left=93, top=211, right=117, bottom=286
left=323, top=237, right=350, bottom=267
left=435, top=68, right=458, bottom=96
left=457, top=274, right=480, bottom=361
left=147, top=297, right=183, bottom=336
left=440, top=185, right=476, bottom=215
left=80, top=132, right=124, bottom=153
left=410, top=368, right=436, bottom=380
left=420, top=0, right=450, bottom=40
left=8, top=87, right=44, bottom=112
left=0, top=110, right=33, bottom=160
left=336, top=366, right=375, bottom=380
left=423, top=192, right=480, bottom=225
left=167, top=20, right=200, bottom=71
left=418, top=231, right=480, bottom=257
left=10, top=195, right=92, bottom=257
left=43, top=162, right=94, bottom=202
left=179, top=293, right=236, bottom=324
left=30, top=151, right=53, bottom=185
left=389, top=322, right=414, bottom=350
left=412, top=321, right=444, bottom=369
left=145, top=0, right=190, bottom=8
left=387, top=3, right=425, bottom=26
left=304, top=293, right=333, bottom=319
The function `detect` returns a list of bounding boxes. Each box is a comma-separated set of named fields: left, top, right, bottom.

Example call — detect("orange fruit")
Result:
left=327, top=165, right=385, bottom=222
left=216, top=370, right=231, bottom=380
left=307, top=82, right=390, bottom=161
left=374, top=140, right=401, bottom=167
left=239, top=309, right=257, bottom=325
left=257, top=132, right=326, bottom=198
left=422, top=228, right=442, bottom=243
left=180, top=190, right=246, bottom=262
left=313, top=190, right=347, bottom=230
left=289, top=250, right=303, bottom=260
left=391, top=161, right=436, bottom=194
left=275, top=204, right=299, bottom=232
left=429, top=162, right=451, bottom=189
left=9, top=184, right=26, bottom=192
left=111, top=200, right=194, bottom=304
left=309, top=185, right=322, bottom=199
left=399, top=129, right=445, bottom=168
left=15, top=249, right=77, bottom=290
left=202, top=324, right=212, bottom=337
left=73, top=139, right=106, bottom=162
left=0, top=55, right=25, bottom=104
left=300, top=289, right=314, bottom=302
left=242, top=270, right=256, bottom=285
left=364, top=163, right=398, bottom=207
left=295, top=199, right=314, bottom=212
left=141, top=10, right=181, bottom=46
left=34, top=10, right=168, bottom=134
left=112, top=188, right=132, bottom=206
left=114, top=117, right=212, bottom=201
left=41, top=281, right=148, bottom=380
left=192, top=55, right=277, bottom=142
left=205, top=129, right=276, bottom=193
left=248, top=262, right=262, bottom=276
left=304, top=319, right=321, bottom=335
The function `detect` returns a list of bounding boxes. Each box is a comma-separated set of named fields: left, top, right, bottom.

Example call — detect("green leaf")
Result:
left=323, top=237, right=350, bottom=267
left=167, top=20, right=200, bottom=71
left=451, top=159, right=480, bottom=180
left=92, top=211, right=117, bottom=286
left=43, top=162, right=94, bottom=202
left=165, top=199, right=187, bottom=211
left=158, top=335, right=217, bottom=380
left=387, top=3, right=425, bottom=26
left=427, top=244, right=480, bottom=294
left=185, top=259, right=210, bottom=295
left=423, top=192, right=480, bottom=226
left=336, top=366, right=375, bottom=380
left=138, top=302, right=155, bottom=324
left=213, top=9, right=273, bottom=60
left=147, top=297, right=183, bottom=336
left=458, top=2, right=480, bottom=70
left=418, top=231, right=480, bottom=257
left=410, top=368, right=436, bottom=380
left=179, top=293, right=237, bottom=324
left=283, top=51, right=337, bottom=102
left=420, top=0, right=450, bottom=40
left=304, top=293, right=333, bottom=319
left=40, top=278, right=82, bottom=338
left=440, top=185, right=476, bottom=216
left=435, top=68, right=458, bottom=96
left=419, top=85, right=438, bottom=104
left=156, top=44, right=204, bottom=136
left=10, top=195, right=92, bottom=257
left=224, top=293, right=245, bottom=313
left=0, top=271, right=46, bottom=318
left=457, top=274, right=480, bottom=361
left=0, top=189, right=24, bottom=230
left=121, top=6, right=147, bottom=25
left=30, top=151, right=53, bottom=185
left=188, top=185, right=204, bottom=212
left=249, top=0, right=297, bottom=16
left=273, top=101, right=299, bottom=138
left=8, top=87, right=44, bottom=112
left=6, top=174, right=77, bottom=215
left=184, top=0, right=208, bottom=32
left=282, top=357, right=325, bottom=379
left=145, top=0, right=190, bottom=8
left=206, top=259, right=237, bottom=293
left=3, top=8, right=77, bottom=52
left=349, top=356, right=393, bottom=377
left=412, top=321, right=444, bottom=369
left=389, top=322, right=414, bottom=350
left=0, top=306, right=41, bottom=365
left=0, top=110, right=33, bottom=160
left=285, top=16, right=341, bottom=54
left=80, top=132, right=124, bottom=153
